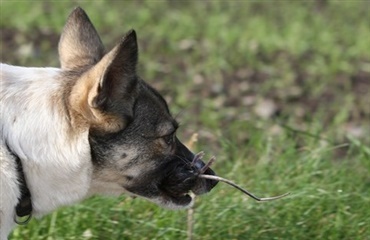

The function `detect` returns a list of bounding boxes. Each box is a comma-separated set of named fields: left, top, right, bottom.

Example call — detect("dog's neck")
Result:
left=1, top=64, right=94, bottom=216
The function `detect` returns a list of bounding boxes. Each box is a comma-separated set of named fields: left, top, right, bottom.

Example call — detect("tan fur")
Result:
left=67, top=45, right=131, bottom=134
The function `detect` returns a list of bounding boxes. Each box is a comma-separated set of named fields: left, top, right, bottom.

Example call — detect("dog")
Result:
left=0, top=7, right=217, bottom=239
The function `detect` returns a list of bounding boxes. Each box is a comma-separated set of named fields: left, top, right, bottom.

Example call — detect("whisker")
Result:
left=174, top=154, right=190, bottom=165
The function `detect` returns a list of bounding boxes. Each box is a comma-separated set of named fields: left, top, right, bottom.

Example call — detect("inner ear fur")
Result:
left=69, top=30, right=139, bottom=134
left=91, top=30, right=138, bottom=111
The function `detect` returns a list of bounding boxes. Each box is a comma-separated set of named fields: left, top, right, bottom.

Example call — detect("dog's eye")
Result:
left=162, top=133, right=175, bottom=146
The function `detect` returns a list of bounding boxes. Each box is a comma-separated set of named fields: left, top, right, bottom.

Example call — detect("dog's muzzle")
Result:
left=124, top=140, right=218, bottom=207
left=158, top=141, right=218, bottom=206
left=158, top=159, right=217, bottom=206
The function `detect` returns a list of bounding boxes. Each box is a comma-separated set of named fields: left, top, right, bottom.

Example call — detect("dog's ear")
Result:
left=70, top=30, right=139, bottom=133
left=90, top=30, right=138, bottom=111
left=59, top=7, right=104, bottom=70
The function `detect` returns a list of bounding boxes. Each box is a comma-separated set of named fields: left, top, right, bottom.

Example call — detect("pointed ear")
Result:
left=59, top=7, right=104, bottom=70
left=69, top=30, right=139, bottom=133
left=90, top=30, right=138, bottom=111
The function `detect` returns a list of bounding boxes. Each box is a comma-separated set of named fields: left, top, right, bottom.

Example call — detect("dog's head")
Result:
left=60, top=7, right=217, bottom=209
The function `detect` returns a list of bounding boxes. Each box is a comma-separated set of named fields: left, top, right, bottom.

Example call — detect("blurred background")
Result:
left=1, top=1, right=369, bottom=239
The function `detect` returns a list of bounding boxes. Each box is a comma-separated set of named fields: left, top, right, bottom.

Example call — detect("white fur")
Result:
left=0, top=63, right=93, bottom=238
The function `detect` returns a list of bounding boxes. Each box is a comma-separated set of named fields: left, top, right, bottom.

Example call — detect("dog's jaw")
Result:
left=125, top=181, right=196, bottom=210
left=147, top=195, right=195, bottom=210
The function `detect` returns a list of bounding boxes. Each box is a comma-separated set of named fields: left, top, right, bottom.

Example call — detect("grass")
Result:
left=1, top=1, right=369, bottom=239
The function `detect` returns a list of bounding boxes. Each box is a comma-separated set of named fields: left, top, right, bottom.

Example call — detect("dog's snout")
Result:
left=173, top=139, right=218, bottom=195
left=190, top=158, right=218, bottom=195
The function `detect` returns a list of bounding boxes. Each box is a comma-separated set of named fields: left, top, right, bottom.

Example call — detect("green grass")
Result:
left=1, top=1, right=369, bottom=239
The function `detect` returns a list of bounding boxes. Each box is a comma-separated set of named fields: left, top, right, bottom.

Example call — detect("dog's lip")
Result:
left=158, top=172, right=216, bottom=205
left=159, top=184, right=194, bottom=205
left=162, top=191, right=193, bottom=205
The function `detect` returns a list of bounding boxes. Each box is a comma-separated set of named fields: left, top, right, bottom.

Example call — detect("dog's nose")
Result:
left=191, top=159, right=218, bottom=195
left=174, top=138, right=218, bottom=195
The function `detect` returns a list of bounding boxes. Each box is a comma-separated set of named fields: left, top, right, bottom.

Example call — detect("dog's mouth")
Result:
left=124, top=159, right=217, bottom=208
left=158, top=177, right=195, bottom=206
left=161, top=191, right=193, bottom=206
left=157, top=157, right=218, bottom=207
left=123, top=148, right=218, bottom=209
